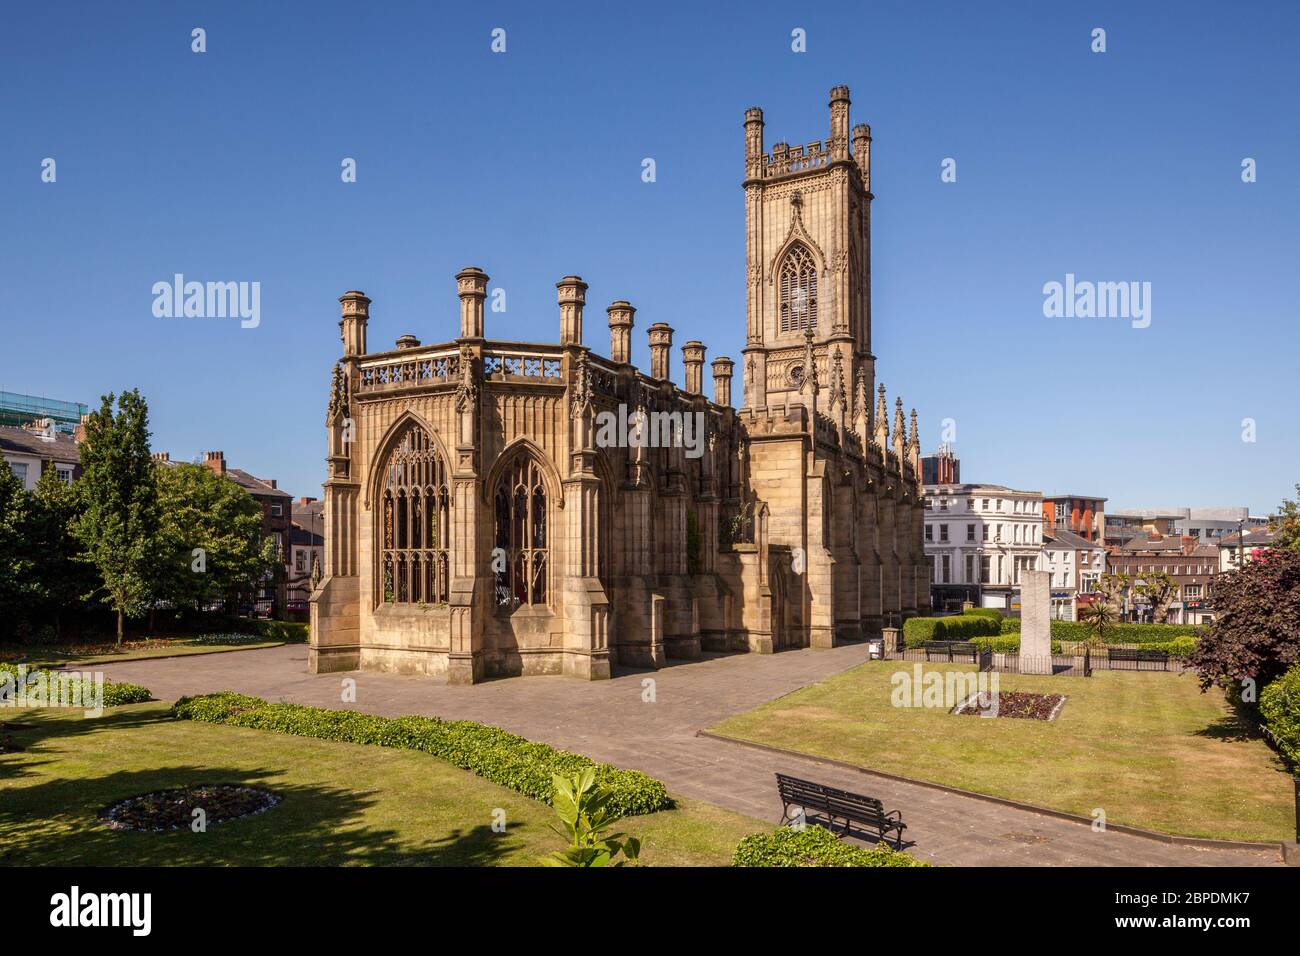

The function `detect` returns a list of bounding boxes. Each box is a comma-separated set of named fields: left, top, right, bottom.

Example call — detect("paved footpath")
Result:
left=97, top=644, right=1280, bottom=867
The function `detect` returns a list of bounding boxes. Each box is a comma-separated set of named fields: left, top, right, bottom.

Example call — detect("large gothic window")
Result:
left=494, top=456, right=549, bottom=608
left=778, top=244, right=818, bottom=334
left=379, top=424, right=450, bottom=605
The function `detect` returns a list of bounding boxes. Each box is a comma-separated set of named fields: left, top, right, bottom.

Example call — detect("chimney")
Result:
left=681, top=341, right=706, bottom=395
left=74, top=413, right=89, bottom=444
left=395, top=334, right=420, bottom=349
left=298, top=496, right=317, bottom=505
left=712, top=356, right=734, bottom=407
left=647, top=322, right=673, bottom=381
left=455, top=267, right=488, bottom=339
left=606, top=300, right=635, bottom=364
left=267, top=479, right=277, bottom=490
left=556, top=275, right=587, bottom=345
left=204, top=451, right=226, bottom=476
left=150, top=451, right=170, bottom=462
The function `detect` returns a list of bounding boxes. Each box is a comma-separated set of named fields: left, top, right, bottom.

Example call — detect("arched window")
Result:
left=494, top=456, right=549, bottom=608
left=778, top=244, right=818, bottom=334
left=379, top=424, right=450, bottom=605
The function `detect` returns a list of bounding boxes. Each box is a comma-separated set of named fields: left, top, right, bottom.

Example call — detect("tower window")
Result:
left=494, top=456, right=549, bottom=608
left=379, top=424, right=451, bottom=605
left=778, top=244, right=818, bottom=334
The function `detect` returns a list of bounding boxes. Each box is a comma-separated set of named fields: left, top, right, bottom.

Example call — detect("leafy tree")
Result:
left=542, top=769, right=641, bottom=867
left=1092, top=572, right=1130, bottom=617
left=73, top=391, right=160, bottom=644
left=153, top=463, right=275, bottom=615
left=1188, top=546, right=1300, bottom=693
left=1270, top=484, right=1300, bottom=552
left=0, top=462, right=34, bottom=629
left=25, top=464, right=96, bottom=637
left=1133, top=570, right=1180, bottom=624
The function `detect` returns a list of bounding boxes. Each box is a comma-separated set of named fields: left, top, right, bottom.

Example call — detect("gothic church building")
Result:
left=311, top=88, right=927, bottom=683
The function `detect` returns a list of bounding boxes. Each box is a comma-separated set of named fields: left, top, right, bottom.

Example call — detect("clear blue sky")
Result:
left=2, top=1, right=1296, bottom=513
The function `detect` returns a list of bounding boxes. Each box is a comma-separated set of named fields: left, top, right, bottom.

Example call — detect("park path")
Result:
left=95, top=644, right=1280, bottom=867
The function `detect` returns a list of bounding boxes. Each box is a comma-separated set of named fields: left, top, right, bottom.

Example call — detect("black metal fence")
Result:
left=884, top=646, right=1187, bottom=677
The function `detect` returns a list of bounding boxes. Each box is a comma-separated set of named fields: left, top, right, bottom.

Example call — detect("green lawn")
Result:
left=709, top=661, right=1294, bottom=843
left=0, top=702, right=760, bottom=866
left=0, top=639, right=284, bottom=668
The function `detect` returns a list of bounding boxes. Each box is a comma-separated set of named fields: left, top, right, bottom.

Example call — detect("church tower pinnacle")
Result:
left=740, top=86, right=874, bottom=412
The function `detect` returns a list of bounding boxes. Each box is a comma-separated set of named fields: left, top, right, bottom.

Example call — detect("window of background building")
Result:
left=939, top=524, right=948, bottom=543
left=967, top=524, right=975, bottom=541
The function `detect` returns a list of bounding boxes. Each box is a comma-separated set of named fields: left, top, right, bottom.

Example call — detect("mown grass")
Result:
left=709, top=661, right=1293, bottom=843
left=0, top=702, right=760, bottom=866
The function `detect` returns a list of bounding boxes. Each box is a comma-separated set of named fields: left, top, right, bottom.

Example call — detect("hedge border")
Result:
left=171, top=692, right=673, bottom=816
left=732, top=824, right=931, bottom=867
left=0, top=662, right=152, bottom=707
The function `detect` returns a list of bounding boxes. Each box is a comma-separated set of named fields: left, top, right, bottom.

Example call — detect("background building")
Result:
left=924, top=482, right=1043, bottom=613
left=1041, top=528, right=1106, bottom=620
left=1106, top=534, right=1219, bottom=625
left=921, top=445, right=959, bottom=486
left=1111, top=506, right=1268, bottom=546
left=289, top=496, right=325, bottom=616
left=1, top=418, right=81, bottom=490
left=1043, top=493, right=1106, bottom=545
left=0, top=391, right=87, bottom=435
left=1218, top=526, right=1275, bottom=573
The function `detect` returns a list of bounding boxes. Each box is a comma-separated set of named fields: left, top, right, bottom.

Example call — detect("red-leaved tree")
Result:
left=1189, top=547, right=1300, bottom=693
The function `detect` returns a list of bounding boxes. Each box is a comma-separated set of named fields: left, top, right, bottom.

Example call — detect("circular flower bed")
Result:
left=101, top=784, right=281, bottom=832
left=952, top=691, right=1067, bottom=721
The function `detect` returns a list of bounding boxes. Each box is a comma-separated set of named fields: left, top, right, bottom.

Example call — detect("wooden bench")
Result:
left=775, top=773, right=906, bottom=848
left=1107, top=647, right=1170, bottom=671
left=923, top=640, right=980, bottom=663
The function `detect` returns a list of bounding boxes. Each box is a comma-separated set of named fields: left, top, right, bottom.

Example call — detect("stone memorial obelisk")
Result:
left=1019, top=570, right=1053, bottom=675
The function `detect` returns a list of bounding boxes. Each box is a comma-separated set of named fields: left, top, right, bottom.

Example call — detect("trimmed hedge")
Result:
left=999, top=618, right=1199, bottom=645
left=172, top=692, right=673, bottom=816
left=732, top=825, right=931, bottom=867
left=0, top=662, right=152, bottom=706
left=1259, top=665, right=1300, bottom=769
left=968, top=635, right=1063, bottom=655
left=964, top=608, right=1004, bottom=622
left=243, top=620, right=309, bottom=643
left=903, top=614, right=1001, bottom=648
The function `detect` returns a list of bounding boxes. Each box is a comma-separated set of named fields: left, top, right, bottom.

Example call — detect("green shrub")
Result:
left=903, top=614, right=1000, bottom=648
left=248, top=620, right=309, bottom=643
left=964, top=608, right=1004, bottom=622
left=1259, top=665, right=1300, bottom=768
left=102, top=681, right=152, bottom=705
left=172, top=692, right=672, bottom=816
left=1000, top=617, right=1022, bottom=634
left=732, top=825, right=931, bottom=867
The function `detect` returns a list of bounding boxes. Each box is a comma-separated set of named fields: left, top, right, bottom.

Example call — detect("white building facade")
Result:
left=924, top=482, right=1044, bottom=613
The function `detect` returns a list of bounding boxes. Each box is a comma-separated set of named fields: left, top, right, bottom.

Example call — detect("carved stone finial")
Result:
left=455, top=345, right=477, bottom=412
left=570, top=350, right=593, bottom=419
left=327, top=362, right=349, bottom=425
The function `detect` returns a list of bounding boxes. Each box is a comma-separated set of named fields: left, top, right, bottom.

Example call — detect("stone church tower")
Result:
left=310, top=87, right=927, bottom=683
